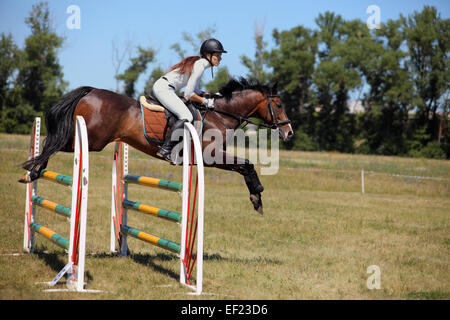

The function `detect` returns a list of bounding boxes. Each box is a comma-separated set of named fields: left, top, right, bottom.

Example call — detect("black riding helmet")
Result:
left=200, top=38, right=227, bottom=56
left=200, top=38, right=227, bottom=77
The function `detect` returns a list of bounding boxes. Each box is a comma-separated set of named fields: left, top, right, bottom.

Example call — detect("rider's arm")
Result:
left=189, top=93, right=206, bottom=104
left=190, top=87, right=207, bottom=104
left=184, top=59, right=209, bottom=104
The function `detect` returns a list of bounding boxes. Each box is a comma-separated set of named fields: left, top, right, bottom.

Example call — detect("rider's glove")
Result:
left=202, top=98, right=215, bottom=109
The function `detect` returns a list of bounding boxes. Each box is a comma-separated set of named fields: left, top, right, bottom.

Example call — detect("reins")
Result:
left=197, top=94, right=291, bottom=130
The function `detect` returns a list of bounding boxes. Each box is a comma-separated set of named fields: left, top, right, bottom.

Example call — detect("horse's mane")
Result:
left=218, top=77, right=272, bottom=100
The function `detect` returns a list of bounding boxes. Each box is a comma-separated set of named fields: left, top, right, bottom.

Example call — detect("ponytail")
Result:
left=168, top=56, right=201, bottom=75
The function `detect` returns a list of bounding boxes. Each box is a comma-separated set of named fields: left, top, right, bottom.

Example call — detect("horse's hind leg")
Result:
left=30, top=160, right=48, bottom=180
left=19, top=132, right=73, bottom=183
left=18, top=160, right=48, bottom=183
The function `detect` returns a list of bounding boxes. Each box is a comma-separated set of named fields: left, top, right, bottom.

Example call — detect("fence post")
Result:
left=361, top=169, right=365, bottom=194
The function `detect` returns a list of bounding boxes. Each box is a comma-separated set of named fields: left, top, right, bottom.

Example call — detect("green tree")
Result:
left=0, top=33, right=21, bottom=111
left=357, top=18, right=415, bottom=155
left=315, top=11, right=343, bottom=60
left=16, top=1, right=67, bottom=113
left=171, top=26, right=216, bottom=59
left=268, top=25, right=318, bottom=150
left=1, top=102, right=35, bottom=134
left=117, top=46, right=155, bottom=98
left=401, top=6, right=449, bottom=149
left=241, top=19, right=271, bottom=83
left=259, top=7, right=448, bottom=157
left=204, top=66, right=230, bottom=93
left=312, top=15, right=363, bottom=152
left=1, top=2, right=66, bottom=133
left=144, top=66, right=164, bottom=95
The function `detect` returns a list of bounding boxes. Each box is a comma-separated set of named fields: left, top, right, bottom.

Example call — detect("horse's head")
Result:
left=216, top=78, right=294, bottom=141
left=256, top=82, right=294, bottom=142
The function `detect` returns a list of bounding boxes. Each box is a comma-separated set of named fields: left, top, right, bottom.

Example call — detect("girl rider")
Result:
left=153, top=38, right=227, bottom=162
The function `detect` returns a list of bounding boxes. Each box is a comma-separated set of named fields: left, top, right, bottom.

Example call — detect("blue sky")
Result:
left=1, top=0, right=449, bottom=93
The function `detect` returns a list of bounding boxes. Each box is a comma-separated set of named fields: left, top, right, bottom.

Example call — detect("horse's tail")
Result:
left=21, top=86, right=94, bottom=173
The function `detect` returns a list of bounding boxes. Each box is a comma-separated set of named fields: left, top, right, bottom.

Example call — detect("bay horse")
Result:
left=19, top=78, right=293, bottom=214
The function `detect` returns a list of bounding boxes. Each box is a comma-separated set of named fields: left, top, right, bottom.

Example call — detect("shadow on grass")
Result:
left=88, top=251, right=283, bottom=282
left=131, top=252, right=179, bottom=280
left=33, top=245, right=95, bottom=284
left=204, top=252, right=283, bottom=265
left=90, top=251, right=180, bottom=281
left=34, top=246, right=66, bottom=273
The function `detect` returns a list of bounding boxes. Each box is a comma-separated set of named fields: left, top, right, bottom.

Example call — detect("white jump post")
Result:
left=180, top=122, right=204, bottom=294
left=24, top=117, right=40, bottom=253
left=23, top=116, right=93, bottom=292
left=111, top=122, right=204, bottom=295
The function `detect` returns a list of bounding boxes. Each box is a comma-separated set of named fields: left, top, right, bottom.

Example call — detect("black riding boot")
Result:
left=157, top=119, right=187, bottom=163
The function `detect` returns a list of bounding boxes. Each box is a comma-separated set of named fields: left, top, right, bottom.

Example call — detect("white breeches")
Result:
left=152, top=78, right=193, bottom=122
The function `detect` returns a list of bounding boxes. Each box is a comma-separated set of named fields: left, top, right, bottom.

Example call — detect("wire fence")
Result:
left=5, top=147, right=449, bottom=195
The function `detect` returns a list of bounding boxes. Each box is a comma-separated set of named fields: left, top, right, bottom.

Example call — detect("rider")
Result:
left=153, top=38, right=227, bottom=162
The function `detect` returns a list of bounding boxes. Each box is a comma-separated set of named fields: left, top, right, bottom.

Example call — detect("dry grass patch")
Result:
left=0, top=133, right=448, bottom=299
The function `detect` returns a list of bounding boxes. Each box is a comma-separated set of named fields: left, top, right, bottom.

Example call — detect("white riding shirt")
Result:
left=152, top=57, right=211, bottom=122
left=163, top=58, right=211, bottom=99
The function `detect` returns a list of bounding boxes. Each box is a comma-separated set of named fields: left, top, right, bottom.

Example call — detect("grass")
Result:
left=0, top=132, right=449, bottom=300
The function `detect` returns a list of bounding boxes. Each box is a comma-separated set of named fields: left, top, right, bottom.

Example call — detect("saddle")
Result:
left=139, top=92, right=204, bottom=145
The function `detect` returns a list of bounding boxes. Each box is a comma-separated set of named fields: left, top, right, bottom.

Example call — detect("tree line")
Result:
left=1, top=2, right=448, bottom=159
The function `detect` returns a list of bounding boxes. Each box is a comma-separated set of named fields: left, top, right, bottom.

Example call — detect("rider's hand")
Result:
left=204, top=92, right=222, bottom=99
left=202, top=98, right=215, bottom=109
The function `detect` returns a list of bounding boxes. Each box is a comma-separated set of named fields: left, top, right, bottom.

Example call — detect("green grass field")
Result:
left=0, top=133, right=449, bottom=300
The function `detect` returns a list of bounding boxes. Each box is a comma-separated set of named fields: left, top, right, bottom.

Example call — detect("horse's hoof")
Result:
left=256, top=206, right=264, bottom=215
left=250, top=194, right=263, bottom=215
left=18, top=173, right=32, bottom=184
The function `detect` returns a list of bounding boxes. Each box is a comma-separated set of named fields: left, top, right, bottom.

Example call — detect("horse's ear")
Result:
left=271, top=81, right=278, bottom=94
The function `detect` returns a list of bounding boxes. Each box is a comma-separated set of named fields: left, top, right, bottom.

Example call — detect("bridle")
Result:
left=264, top=94, right=291, bottom=129
left=200, top=94, right=291, bottom=130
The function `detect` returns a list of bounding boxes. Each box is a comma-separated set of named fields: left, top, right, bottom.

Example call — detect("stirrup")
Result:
left=157, top=147, right=172, bottom=160
left=158, top=150, right=178, bottom=165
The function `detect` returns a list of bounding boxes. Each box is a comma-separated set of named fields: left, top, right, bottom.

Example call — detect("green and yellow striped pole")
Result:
left=31, top=195, right=71, bottom=218
left=29, top=222, right=69, bottom=250
left=39, top=170, right=73, bottom=187
left=122, top=199, right=181, bottom=223
left=121, top=225, right=181, bottom=254
left=124, top=174, right=181, bottom=192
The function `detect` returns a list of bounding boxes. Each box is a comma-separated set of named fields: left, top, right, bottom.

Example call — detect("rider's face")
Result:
left=209, top=53, right=222, bottom=66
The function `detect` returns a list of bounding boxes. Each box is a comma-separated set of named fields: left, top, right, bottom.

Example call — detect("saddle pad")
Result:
left=143, top=108, right=168, bottom=142
left=141, top=104, right=204, bottom=144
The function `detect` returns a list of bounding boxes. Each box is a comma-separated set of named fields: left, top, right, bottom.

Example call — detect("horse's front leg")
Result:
left=206, top=149, right=264, bottom=214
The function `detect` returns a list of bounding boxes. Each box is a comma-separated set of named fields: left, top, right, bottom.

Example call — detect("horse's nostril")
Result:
left=288, top=130, right=294, bottom=137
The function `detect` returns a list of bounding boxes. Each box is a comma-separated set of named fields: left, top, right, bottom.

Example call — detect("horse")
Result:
left=19, top=78, right=293, bottom=214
